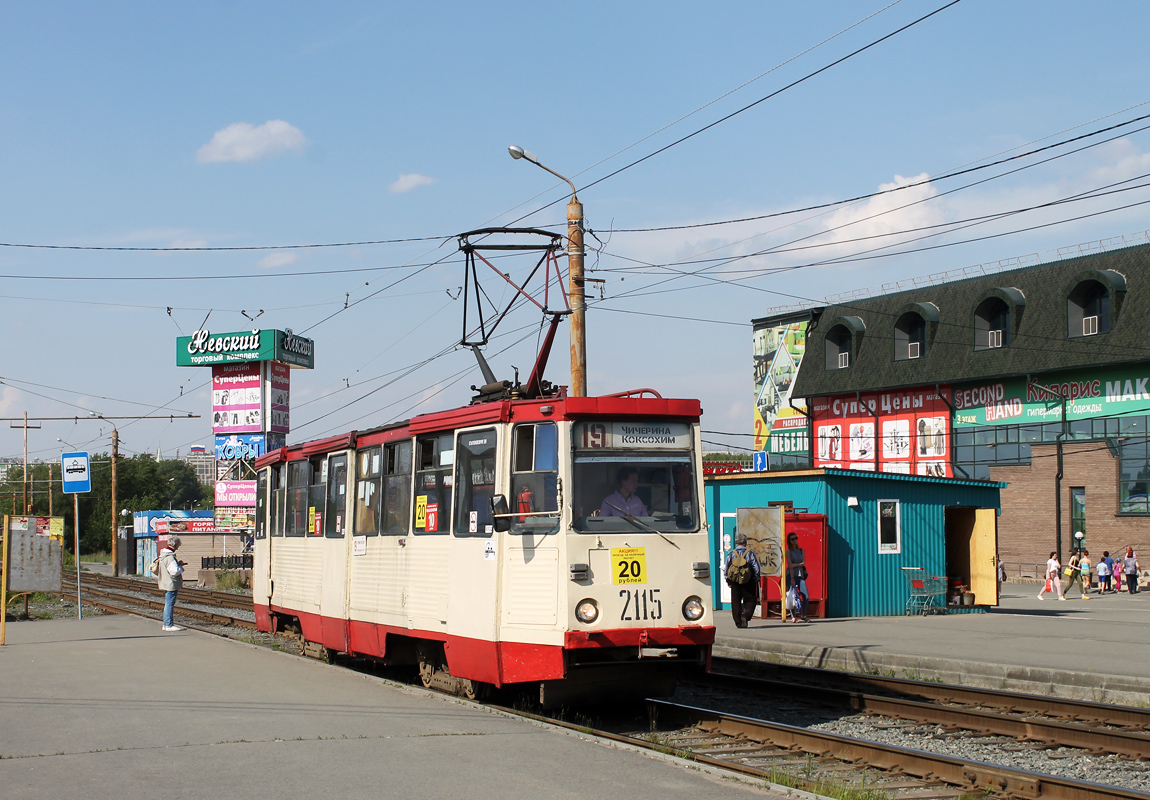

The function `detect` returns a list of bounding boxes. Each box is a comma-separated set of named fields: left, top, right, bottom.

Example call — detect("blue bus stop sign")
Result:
left=61, top=452, right=91, bottom=494
left=752, top=451, right=768, bottom=472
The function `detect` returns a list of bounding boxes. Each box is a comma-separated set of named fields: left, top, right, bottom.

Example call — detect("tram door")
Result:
left=320, top=453, right=351, bottom=650
left=448, top=428, right=500, bottom=667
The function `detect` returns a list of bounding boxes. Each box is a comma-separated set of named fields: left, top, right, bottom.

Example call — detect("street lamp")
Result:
left=508, top=145, right=588, bottom=397
left=93, top=413, right=122, bottom=576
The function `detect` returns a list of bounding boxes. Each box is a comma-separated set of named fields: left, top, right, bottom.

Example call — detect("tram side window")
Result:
left=285, top=461, right=310, bottom=537
left=355, top=447, right=381, bottom=536
left=454, top=428, right=497, bottom=536
left=511, top=422, right=559, bottom=535
left=414, top=433, right=453, bottom=534
left=255, top=468, right=268, bottom=540
left=382, top=440, right=412, bottom=535
left=307, top=457, right=326, bottom=537
left=271, top=465, right=285, bottom=537
left=325, top=454, right=348, bottom=538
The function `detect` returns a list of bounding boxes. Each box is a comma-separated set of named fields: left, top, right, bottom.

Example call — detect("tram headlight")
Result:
left=575, top=598, right=599, bottom=624
left=682, top=596, right=705, bottom=621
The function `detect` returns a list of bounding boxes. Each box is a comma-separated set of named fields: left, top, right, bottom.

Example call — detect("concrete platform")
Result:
left=714, top=583, right=1150, bottom=705
left=0, top=614, right=774, bottom=800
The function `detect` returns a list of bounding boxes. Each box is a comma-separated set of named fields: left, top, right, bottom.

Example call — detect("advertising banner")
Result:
left=215, top=480, right=258, bottom=507
left=954, top=363, right=1150, bottom=427
left=133, top=510, right=215, bottom=538
left=214, top=433, right=268, bottom=461
left=752, top=320, right=807, bottom=456
left=176, top=329, right=315, bottom=369
left=215, top=507, right=256, bottom=529
left=212, top=362, right=262, bottom=434
left=268, top=360, right=290, bottom=434
left=811, top=385, right=953, bottom=477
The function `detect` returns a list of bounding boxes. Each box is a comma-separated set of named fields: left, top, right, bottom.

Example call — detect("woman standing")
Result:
left=785, top=532, right=809, bottom=622
left=1122, top=547, right=1140, bottom=595
left=1038, top=551, right=1065, bottom=600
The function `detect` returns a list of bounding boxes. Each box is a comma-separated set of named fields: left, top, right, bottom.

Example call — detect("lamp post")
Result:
left=508, top=145, right=587, bottom=397
left=93, top=414, right=121, bottom=576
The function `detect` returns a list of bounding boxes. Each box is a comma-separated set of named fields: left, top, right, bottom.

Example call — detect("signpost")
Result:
left=61, top=451, right=91, bottom=621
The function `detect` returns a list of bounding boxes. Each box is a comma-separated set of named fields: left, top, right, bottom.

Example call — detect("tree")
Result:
left=0, top=454, right=209, bottom=555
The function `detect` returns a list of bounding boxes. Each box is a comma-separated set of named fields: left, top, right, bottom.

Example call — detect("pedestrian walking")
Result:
left=1098, top=551, right=1113, bottom=593
left=157, top=534, right=186, bottom=631
left=1121, top=546, right=1140, bottom=595
left=1038, top=551, right=1065, bottom=600
left=1078, top=550, right=1092, bottom=598
left=724, top=533, right=760, bottom=628
left=1063, top=549, right=1083, bottom=597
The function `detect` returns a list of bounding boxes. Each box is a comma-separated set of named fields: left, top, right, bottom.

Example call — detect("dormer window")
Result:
left=1066, top=269, right=1125, bottom=339
left=823, top=316, right=865, bottom=371
left=826, top=325, right=852, bottom=370
left=974, top=297, right=1010, bottom=350
left=894, top=312, right=926, bottom=361
left=1068, top=280, right=1109, bottom=337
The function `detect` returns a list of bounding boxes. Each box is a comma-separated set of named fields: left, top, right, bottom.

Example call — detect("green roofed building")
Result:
left=779, top=239, right=1150, bottom=575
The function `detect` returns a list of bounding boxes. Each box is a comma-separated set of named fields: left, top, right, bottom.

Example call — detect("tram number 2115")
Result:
left=619, top=588, right=662, bottom=621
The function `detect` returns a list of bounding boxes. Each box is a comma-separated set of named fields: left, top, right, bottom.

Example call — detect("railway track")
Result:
left=48, top=581, right=1150, bottom=796
left=632, top=699, right=1146, bottom=800
left=60, top=573, right=257, bottom=631
left=708, top=657, right=1150, bottom=759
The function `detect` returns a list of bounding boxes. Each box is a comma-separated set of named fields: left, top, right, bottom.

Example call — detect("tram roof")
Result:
left=254, top=392, right=703, bottom=467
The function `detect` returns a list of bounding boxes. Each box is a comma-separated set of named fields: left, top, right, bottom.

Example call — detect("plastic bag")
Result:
left=1044, top=577, right=1052, bottom=593
left=784, top=587, right=795, bottom=611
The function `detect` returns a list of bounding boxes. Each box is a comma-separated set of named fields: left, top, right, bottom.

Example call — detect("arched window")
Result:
left=823, top=316, right=865, bottom=370
left=893, top=312, right=926, bottom=361
left=1066, top=269, right=1125, bottom=338
left=974, top=297, right=1010, bottom=350
left=1067, top=279, right=1110, bottom=337
left=825, top=324, right=853, bottom=370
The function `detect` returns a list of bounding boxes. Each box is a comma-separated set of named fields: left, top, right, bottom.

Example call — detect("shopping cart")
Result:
left=901, top=566, right=947, bottom=615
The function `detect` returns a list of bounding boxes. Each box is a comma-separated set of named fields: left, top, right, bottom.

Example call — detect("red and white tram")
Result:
left=252, top=387, right=714, bottom=704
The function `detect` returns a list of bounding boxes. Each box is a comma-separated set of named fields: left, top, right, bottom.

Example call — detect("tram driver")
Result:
left=598, top=466, right=648, bottom=518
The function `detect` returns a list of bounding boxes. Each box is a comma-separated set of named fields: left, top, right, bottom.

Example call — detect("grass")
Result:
left=215, top=570, right=250, bottom=591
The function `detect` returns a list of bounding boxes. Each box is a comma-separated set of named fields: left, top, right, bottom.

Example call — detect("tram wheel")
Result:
left=460, top=679, right=488, bottom=701
left=418, top=659, right=435, bottom=689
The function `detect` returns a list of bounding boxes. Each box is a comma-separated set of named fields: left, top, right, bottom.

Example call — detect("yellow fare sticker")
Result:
left=612, top=547, right=647, bottom=585
left=415, top=495, right=428, bottom=530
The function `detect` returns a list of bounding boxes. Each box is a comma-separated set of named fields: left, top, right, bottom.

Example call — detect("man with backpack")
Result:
left=724, top=533, right=761, bottom=628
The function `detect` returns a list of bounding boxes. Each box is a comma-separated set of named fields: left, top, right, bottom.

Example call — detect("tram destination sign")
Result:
left=574, top=421, right=692, bottom=450
left=176, top=329, right=315, bottom=369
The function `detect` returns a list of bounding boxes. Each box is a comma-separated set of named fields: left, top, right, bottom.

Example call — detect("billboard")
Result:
left=954, top=363, right=1150, bottom=427
left=811, top=386, right=953, bottom=477
left=268, top=360, right=290, bottom=434
left=176, top=329, right=315, bottom=369
left=212, top=363, right=262, bottom=434
left=132, top=509, right=215, bottom=538
left=752, top=319, right=808, bottom=461
left=215, top=480, right=257, bottom=507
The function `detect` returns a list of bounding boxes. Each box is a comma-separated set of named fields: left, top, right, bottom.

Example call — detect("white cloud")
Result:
left=256, top=252, right=300, bottom=269
left=196, top=120, right=307, bottom=164
left=388, top=173, right=437, bottom=194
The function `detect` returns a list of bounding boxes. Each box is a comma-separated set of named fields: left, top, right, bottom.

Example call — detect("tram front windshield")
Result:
left=571, top=420, right=698, bottom=533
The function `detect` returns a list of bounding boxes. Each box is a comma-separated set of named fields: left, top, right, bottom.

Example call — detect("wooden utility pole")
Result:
left=11, top=412, right=42, bottom=513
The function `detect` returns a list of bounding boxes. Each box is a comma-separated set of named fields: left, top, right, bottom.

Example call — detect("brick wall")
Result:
left=991, top=442, right=1148, bottom=575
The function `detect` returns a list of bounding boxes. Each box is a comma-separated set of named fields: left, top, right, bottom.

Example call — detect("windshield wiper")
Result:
left=601, top=499, right=678, bottom=547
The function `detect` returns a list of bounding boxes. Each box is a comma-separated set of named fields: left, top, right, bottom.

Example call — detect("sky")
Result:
left=3, top=0, right=1150, bottom=465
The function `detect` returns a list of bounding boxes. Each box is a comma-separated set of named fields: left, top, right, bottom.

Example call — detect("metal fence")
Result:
left=200, top=555, right=253, bottom=571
